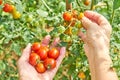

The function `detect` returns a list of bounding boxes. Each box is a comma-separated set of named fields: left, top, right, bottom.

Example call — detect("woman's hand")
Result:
left=17, top=35, right=66, bottom=80
left=79, top=11, right=112, bottom=59
left=79, top=11, right=118, bottom=80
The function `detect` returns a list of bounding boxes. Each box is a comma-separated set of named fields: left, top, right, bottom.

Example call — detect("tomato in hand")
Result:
left=3, top=4, right=14, bottom=12
left=37, top=46, right=48, bottom=60
left=0, top=0, right=2, bottom=5
left=44, top=58, right=56, bottom=69
left=35, top=63, right=46, bottom=73
left=48, top=48, right=60, bottom=59
left=29, top=52, right=40, bottom=66
left=63, top=12, right=72, bottom=21
left=31, top=42, right=41, bottom=52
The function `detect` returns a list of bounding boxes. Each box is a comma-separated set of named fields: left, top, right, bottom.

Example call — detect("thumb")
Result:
left=20, top=43, right=32, bottom=61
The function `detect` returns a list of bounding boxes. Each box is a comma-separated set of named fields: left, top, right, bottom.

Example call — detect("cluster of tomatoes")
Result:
left=29, top=42, right=60, bottom=73
left=62, top=10, right=84, bottom=36
left=0, top=0, right=21, bottom=19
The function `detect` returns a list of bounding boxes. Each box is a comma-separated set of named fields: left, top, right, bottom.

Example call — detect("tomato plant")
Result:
left=0, top=0, right=120, bottom=80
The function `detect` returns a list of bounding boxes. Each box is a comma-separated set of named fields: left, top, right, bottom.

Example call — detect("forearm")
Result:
left=88, top=49, right=118, bottom=80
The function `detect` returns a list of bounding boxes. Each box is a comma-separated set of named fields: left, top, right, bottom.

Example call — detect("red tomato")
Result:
left=48, top=48, right=60, bottom=59
left=35, top=63, right=46, bottom=73
left=29, top=52, right=40, bottom=66
left=63, top=12, right=72, bottom=21
left=84, top=0, right=90, bottom=6
left=37, top=46, right=48, bottom=60
left=31, top=42, right=41, bottom=52
left=3, top=4, right=14, bottom=12
left=44, top=58, right=56, bottom=69
left=0, top=0, right=2, bottom=5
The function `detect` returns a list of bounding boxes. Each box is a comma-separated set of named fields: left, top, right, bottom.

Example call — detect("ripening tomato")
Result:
left=84, top=0, right=90, bottom=6
left=0, top=0, right=2, bottom=5
left=35, top=63, right=46, bottom=73
left=63, top=12, right=72, bottom=21
left=44, top=58, right=56, bottom=69
left=12, top=11, right=21, bottom=19
left=37, top=46, right=48, bottom=60
left=3, top=4, right=14, bottom=12
left=31, top=42, right=41, bottom=52
left=48, top=48, right=59, bottom=59
left=78, top=13, right=84, bottom=20
left=29, top=52, right=40, bottom=66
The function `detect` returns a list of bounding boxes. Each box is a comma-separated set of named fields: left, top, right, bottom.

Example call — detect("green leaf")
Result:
left=113, top=0, right=120, bottom=10
left=0, top=60, right=6, bottom=71
left=36, top=9, right=48, bottom=17
left=11, top=43, right=21, bottom=56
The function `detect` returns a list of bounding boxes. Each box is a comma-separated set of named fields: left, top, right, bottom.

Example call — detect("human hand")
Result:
left=79, top=11, right=112, bottom=59
left=17, top=35, right=66, bottom=80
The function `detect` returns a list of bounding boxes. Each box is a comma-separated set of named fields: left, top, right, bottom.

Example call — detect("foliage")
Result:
left=0, top=0, right=120, bottom=80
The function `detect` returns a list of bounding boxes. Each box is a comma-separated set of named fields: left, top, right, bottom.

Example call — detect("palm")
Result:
left=17, top=35, right=66, bottom=80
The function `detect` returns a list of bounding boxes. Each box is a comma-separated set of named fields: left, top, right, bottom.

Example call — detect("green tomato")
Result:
left=26, top=14, right=33, bottom=22
left=57, top=25, right=65, bottom=33
left=62, top=34, right=71, bottom=42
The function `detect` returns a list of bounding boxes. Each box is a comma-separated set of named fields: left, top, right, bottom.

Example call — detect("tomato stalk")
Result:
left=76, top=0, right=83, bottom=12
left=90, top=0, right=95, bottom=10
left=66, top=0, right=72, bottom=11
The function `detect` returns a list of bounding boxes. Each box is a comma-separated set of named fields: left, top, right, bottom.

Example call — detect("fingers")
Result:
left=84, top=11, right=109, bottom=26
left=78, top=31, right=87, bottom=43
left=84, top=11, right=112, bottom=38
left=41, top=35, right=51, bottom=46
left=20, top=43, right=32, bottom=61
left=81, top=17, right=95, bottom=30
left=56, top=47, right=66, bottom=64
left=50, top=37, right=60, bottom=48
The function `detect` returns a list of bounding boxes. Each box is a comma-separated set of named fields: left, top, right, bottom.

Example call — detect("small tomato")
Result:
left=0, top=0, right=2, bottom=5
left=44, top=58, right=56, bottom=69
left=48, top=48, right=60, bottom=59
left=3, top=4, right=14, bottom=12
left=78, top=12, right=84, bottom=20
left=37, top=46, right=48, bottom=60
left=35, top=63, right=46, bottom=73
left=31, top=42, right=41, bottom=52
left=63, top=12, right=72, bottom=21
left=12, top=11, right=21, bottom=19
left=84, top=0, right=90, bottom=6
left=29, top=52, right=40, bottom=66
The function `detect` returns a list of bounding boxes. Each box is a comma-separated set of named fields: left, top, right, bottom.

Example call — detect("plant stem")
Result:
left=110, top=10, right=115, bottom=25
left=41, top=0, right=52, bottom=12
left=90, top=0, right=94, bottom=10
left=66, top=0, right=72, bottom=11
left=76, top=0, right=83, bottom=12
